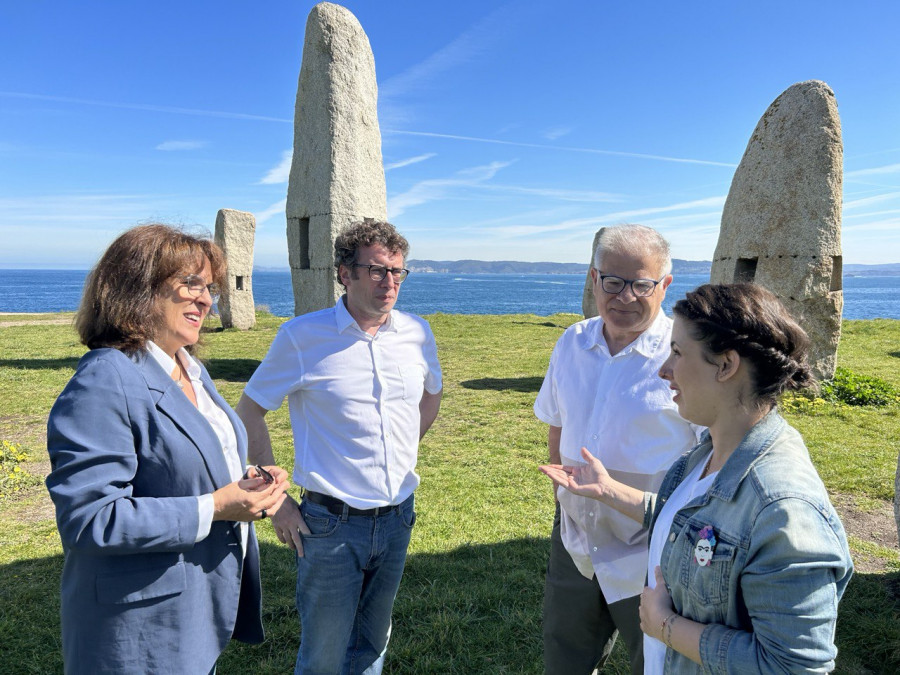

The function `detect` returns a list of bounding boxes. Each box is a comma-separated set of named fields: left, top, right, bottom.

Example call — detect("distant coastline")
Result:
left=255, top=259, right=900, bottom=276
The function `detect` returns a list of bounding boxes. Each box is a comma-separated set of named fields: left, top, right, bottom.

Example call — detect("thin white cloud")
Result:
left=388, top=161, right=512, bottom=218
left=385, top=153, right=437, bottom=171
left=254, top=199, right=287, bottom=225
left=478, top=184, right=620, bottom=203
left=0, top=91, right=291, bottom=123
left=379, top=4, right=523, bottom=102
left=259, top=151, right=293, bottom=185
left=544, top=127, right=573, bottom=141
left=382, top=128, right=736, bottom=168
left=845, top=163, right=900, bottom=178
left=599, top=196, right=727, bottom=222
left=0, top=193, right=160, bottom=224
left=843, top=207, right=900, bottom=219
left=842, top=216, right=900, bottom=232
left=482, top=196, right=726, bottom=238
left=155, top=140, right=207, bottom=151
left=843, top=192, right=900, bottom=210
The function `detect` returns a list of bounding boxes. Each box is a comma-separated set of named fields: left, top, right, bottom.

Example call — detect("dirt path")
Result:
left=0, top=312, right=73, bottom=327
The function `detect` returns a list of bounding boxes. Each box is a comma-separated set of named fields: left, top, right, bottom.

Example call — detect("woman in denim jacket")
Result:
left=542, top=283, right=853, bottom=673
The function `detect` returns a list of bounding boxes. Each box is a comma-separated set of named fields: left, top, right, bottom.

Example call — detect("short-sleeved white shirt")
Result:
left=534, top=311, right=699, bottom=603
left=244, top=298, right=442, bottom=509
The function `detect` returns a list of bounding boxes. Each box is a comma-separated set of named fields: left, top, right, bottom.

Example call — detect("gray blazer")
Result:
left=46, top=348, right=264, bottom=674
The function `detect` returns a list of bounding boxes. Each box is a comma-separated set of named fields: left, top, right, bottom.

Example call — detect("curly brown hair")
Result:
left=673, top=283, right=815, bottom=406
left=333, top=220, right=410, bottom=288
left=76, top=224, right=227, bottom=354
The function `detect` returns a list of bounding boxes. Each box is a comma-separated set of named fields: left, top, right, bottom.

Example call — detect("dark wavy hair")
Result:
left=333, top=220, right=410, bottom=288
left=673, top=283, right=815, bottom=406
left=76, top=224, right=227, bottom=354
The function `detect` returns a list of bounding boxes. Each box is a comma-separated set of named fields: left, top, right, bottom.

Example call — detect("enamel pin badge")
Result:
left=693, top=525, right=717, bottom=566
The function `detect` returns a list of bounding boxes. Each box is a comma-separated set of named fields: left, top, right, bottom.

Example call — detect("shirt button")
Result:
left=669, top=533, right=676, bottom=542
left=592, top=547, right=598, bottom=552
left=592, top=434, right=598, bottom=440
left=588, top=512, right=594, bottom=517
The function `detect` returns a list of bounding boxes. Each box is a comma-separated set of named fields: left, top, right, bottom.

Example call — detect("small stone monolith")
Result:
left=710, top=80, right=843, bottom=382
left=582, top=228, right=605, bottom=318
left=286, top=2, right=387, bottom=315
left=214, top=209, right=257, bottom=330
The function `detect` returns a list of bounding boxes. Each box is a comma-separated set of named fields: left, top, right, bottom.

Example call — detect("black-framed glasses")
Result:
left=596, top=274, right=665, bottom=297
left=179, top=274, right=220, bottom=302
left=352, top=264, right=410, bottom=283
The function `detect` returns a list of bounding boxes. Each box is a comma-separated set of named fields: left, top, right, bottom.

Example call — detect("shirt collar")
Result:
left=146, top=340, right=200, bottom=381
left=334, top=295, right=398, bottom=335
left=580, top=311, right=669, bottom=358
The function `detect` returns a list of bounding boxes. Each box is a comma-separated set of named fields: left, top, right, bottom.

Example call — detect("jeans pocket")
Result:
left=399, top=505, right=416, bottom=529
left=300, top=503, right=341, bottom=539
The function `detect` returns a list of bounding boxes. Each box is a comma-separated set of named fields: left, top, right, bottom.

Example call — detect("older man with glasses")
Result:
left=534, top=224, right=700, bottom=675
left=237, top=220, right=442, bottom=675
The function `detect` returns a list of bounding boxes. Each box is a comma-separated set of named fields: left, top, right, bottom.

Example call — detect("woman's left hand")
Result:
left=640, top=566, right=676, bottom=641
left=212, top=469, right=289, bottom=523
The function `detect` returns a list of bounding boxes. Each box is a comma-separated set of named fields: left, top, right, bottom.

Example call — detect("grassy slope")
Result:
left=0, top=314, right=897, bottom=673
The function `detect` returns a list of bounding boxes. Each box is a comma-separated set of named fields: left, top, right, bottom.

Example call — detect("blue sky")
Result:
left=2, top=1, right=900, bottom=269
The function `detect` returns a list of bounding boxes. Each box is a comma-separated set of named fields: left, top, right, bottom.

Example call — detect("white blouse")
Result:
left=146, top=342, right=247, bottom=555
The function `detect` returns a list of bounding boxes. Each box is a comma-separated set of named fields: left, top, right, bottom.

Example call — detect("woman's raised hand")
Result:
left=539, top=447, right=612, bottom=501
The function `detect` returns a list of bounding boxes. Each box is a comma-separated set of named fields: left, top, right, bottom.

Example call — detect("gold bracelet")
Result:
left=662, top=612, right=679, bottom=649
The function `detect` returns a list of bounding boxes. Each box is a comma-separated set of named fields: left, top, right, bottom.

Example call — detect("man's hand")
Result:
left=269, top=494, right=311, bottom=556
left=548, top=425, right=562, bottom=503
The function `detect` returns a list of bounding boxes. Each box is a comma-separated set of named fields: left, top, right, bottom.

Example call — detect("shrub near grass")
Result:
left=0, top=440, right=39, bottom=499
left=821, top=367, right=900, bottom=406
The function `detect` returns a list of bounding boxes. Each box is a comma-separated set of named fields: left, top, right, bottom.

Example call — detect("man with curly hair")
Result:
left=237, top=220, right=443, bottom=674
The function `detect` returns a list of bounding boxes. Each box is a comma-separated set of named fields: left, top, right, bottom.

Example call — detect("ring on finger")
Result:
left=260, top=509, right=268, bottom=519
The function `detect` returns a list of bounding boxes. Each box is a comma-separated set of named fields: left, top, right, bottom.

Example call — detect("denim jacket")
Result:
left=642, top=410, right=853, bottom=673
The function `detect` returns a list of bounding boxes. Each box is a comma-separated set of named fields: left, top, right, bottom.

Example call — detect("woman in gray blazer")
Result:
left=46, top=224, right=289, bottom=674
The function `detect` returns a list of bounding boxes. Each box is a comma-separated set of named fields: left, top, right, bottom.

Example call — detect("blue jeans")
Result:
left=294, top=494, right=415, bottom=675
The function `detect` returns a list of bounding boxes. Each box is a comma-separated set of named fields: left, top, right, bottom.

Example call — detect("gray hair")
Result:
left=592, top=224, right=673, bottom=277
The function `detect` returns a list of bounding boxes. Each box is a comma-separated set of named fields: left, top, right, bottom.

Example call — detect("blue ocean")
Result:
left=0, top=269, right=898, bottom=320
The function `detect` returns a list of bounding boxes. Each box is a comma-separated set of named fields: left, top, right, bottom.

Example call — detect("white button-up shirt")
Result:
left=244, top=298, right=442, bottom=509
left=534, top=311, right=699, bottom=603
left=146, top=341, right=247, bottom=554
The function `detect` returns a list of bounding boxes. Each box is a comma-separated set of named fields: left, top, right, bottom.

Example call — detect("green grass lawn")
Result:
left=1, top=313, right=898, bottom=673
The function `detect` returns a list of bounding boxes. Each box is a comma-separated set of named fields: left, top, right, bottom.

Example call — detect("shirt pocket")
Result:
left=673, top=524, right=738, bottom=616
left=398, top=364, right=425, bottom=403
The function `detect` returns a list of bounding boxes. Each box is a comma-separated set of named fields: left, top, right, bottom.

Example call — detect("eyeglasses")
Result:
left=596, top=274, right=665, bottom=297
left=352, top=264, right=410, bottom=284
left=254, top=465, right=275, bottom=485
left=179, top=274, right=220, bottom=302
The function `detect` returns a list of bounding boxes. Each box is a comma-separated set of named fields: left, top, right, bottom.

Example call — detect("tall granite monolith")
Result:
left=287, top=2, right=387, bottom=315
left=582, top=228, right=606, bottom=318
left=214, top=209, right=257, bottom=330
left=711, top=80, right=843, bottom=382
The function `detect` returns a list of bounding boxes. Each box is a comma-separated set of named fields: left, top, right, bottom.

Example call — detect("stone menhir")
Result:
left=286, top=2, right=387, bottom=315
left=710, top=80, right=843, bottom=382
left=581, top=228, right=606, bottom=319
left=214, top=209, right=257, bottom=330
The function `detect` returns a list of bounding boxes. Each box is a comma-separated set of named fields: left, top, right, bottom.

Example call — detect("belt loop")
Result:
left=340, top=502, right=350, bottom=522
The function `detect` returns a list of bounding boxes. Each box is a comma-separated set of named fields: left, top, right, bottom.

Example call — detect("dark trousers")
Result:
left=543, top=503, right=644, bottom=675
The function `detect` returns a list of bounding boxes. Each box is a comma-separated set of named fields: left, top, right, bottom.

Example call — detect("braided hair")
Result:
left=673, top=284, right=815, bottom=406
